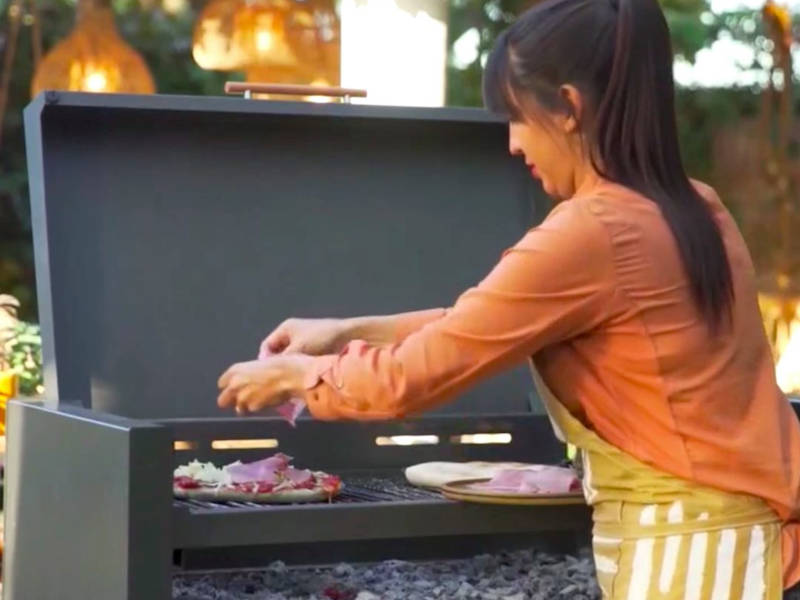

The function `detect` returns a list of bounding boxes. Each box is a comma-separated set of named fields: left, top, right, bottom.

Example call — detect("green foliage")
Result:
left=4, top=320, right=43, bottom=396
left=445, top=0, right=527, bottom=107
left=666, top=9, right=713, bottom=61
left=111, top=0, right=235, bottom=96
left=446, top=0, right=723, bottom=107
left=676, top=86, right=761, bottom=177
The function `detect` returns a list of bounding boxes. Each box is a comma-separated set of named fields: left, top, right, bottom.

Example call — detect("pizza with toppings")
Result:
left=173, top=453, right=342, bottom=503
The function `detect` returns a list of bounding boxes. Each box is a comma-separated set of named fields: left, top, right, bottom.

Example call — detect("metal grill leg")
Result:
left=3, top=403, right=173, bottom=599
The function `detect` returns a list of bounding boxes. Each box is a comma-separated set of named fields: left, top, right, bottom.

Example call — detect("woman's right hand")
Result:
left=258, top=318, right=349, bottom=358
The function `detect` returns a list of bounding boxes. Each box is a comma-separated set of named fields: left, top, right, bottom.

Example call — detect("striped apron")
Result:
left=530, top=363, right=784, bottom=599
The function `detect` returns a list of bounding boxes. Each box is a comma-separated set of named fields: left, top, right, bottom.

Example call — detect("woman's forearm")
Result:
left=343, top=309, right=447, bottom=347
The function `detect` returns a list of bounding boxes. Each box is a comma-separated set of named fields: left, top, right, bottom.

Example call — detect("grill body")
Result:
left=4, top=404, right=590, bottom=599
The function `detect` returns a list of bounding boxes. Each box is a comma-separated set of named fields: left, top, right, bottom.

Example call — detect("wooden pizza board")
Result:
left=440, top=478, right=586, bottom=506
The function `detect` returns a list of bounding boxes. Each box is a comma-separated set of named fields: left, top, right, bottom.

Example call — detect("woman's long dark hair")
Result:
left=484, top=0, right=734, bottom=333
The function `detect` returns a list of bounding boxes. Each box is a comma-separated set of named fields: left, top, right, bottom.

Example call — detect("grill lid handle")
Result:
left=224, top=81, right=368, bottom=103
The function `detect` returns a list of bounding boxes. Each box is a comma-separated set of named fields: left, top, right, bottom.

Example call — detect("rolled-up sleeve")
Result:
left=304, top=200, right=616, bottom=421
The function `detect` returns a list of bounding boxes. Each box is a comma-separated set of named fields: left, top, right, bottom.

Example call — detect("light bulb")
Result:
left=84, top=69, right=109, bottom=92
left=255, top=29, right=274, bottom=53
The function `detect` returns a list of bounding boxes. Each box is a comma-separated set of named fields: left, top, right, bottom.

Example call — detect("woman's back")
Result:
left=535, top=178, right=800, bottom=526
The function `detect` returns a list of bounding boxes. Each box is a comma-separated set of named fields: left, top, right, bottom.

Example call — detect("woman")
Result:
left=217, top=0, right=800, bottom=597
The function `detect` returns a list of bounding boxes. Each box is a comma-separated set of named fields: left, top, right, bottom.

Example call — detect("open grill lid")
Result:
left=24, top=92, right=546, bottom=419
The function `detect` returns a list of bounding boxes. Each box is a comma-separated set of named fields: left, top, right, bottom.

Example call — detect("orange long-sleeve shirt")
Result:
left=302, top=177, right=800, bottom=584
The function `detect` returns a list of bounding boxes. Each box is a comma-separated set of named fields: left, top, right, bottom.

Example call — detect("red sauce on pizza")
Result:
left=174, top=476, right=200, bottom=489
left=322, top=475, right=342, bottom=493
left=256, top=481, right=275, bottom=493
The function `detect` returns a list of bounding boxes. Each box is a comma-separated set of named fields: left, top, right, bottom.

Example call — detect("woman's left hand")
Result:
left=217, top=354, right=315, bottom=415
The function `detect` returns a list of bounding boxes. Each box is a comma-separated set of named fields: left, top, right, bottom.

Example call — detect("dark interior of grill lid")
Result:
left=29, top=92, right=548, bottom=419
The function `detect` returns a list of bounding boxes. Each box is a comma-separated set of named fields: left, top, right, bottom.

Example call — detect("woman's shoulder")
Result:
left=569, top=179, right=658, bottom=216
left=561, top=182, right=662, bottom=236
left=539, top=195, right=612, bottom=238
left=508, top=199, right=617, bottom=286
left=689, top=178, right=719, bottom=200
left=689, top=178, right=728, bottom=212
left=569, top=177, right=729, bottom=226
left=518, top=198, right=615, bottom=262
left=535, top=177, right=731, bottom=255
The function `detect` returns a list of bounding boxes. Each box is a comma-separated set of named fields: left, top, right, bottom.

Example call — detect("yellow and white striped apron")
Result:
left=530, top=364, right=784, bottom=599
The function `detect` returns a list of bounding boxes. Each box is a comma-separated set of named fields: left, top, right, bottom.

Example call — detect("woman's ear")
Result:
left=558, top=84, right=584, bottom=134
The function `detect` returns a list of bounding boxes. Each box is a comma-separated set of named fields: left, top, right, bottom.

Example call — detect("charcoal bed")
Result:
left=4, top=91, right=591, bottom=600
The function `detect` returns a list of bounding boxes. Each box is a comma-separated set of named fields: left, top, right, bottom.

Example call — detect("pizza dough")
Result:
left=405, top=461, right=545, bottom=489
left=174, top=481, right=333, bottom=503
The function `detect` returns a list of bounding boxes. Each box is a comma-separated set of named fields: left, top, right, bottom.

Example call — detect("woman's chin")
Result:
left=540, top=179, right=568, bottom=203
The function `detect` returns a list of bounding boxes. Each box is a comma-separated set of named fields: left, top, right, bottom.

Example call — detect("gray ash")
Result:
left=172, top=548, right=600, bottom=600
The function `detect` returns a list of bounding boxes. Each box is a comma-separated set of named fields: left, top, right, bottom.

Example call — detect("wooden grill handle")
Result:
left=224, top=81, right=368, bottom=99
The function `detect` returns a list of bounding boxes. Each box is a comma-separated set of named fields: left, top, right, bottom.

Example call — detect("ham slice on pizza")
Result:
left=173, top=453, right=341, bottom=503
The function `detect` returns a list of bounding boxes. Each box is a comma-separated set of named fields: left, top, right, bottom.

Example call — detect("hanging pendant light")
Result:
left=30, top=0, right=155, bottom=97
left=193, top=0, right=297, bottom=71
left=193, top=0, right=339, bottom=86
left=281, top=0, right=339, bottom=83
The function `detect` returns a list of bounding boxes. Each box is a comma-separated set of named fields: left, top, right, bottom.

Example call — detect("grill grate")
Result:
left=173, top=476, right=443, bottom=511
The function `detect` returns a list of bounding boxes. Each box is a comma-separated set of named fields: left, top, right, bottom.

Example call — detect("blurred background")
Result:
left=0, top=0, right=797, bottom=399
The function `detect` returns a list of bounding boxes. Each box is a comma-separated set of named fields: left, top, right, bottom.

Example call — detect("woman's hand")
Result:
left=259, top=318, right=348, bottom=358
left=217, top=354, right=315, bottom=415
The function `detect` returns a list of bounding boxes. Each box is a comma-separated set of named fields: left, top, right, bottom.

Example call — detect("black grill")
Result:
left=10, top=92, right=587, bottom=599
left=173, top=477, right=442, bottom=512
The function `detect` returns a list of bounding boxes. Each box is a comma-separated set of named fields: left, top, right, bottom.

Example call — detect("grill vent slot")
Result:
left=374, top=435, right=439, bottom=446
left=174, top=441, right=199, bottom=451
left=450, top=433, right=512, bottom=445
left=211, top=439, right=279, bottom=450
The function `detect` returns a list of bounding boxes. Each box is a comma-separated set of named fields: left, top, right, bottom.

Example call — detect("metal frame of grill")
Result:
left=4, top=402, right=591, bottom=599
